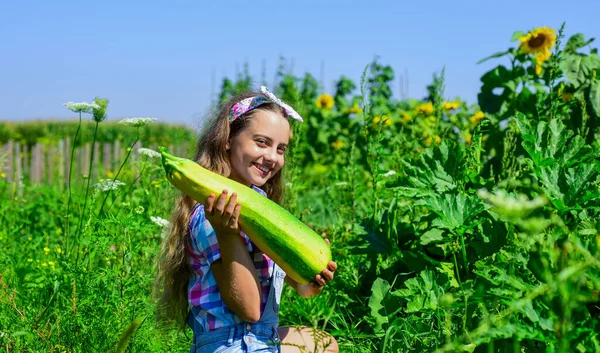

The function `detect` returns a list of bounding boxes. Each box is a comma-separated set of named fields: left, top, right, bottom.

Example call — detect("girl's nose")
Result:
left=263, top=148, right=278, bottom=165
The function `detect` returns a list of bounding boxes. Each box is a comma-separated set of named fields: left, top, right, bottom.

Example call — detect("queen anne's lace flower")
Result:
left=138, top=148, right=161, bottom=159
left=150, top=216, right=170, bottom=228
left=118, top=117, right=157, bottom=127
left=64, top=102, right=100, bottom=113
left=93, top=179, right=126, bottom=192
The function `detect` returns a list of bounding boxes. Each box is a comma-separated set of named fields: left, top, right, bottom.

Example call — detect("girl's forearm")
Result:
left=212, top=233, right=262, bottom=322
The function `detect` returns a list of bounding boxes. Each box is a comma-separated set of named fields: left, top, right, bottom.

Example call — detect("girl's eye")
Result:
left=256, top=139, right=267, bottom=146
left=278, top=147, right=287, bottom=154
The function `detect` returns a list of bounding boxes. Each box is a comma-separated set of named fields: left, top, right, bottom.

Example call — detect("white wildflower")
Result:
left=93, top=179, right=126, bottom=192
left=118, top=117, right=157, bottom=127
left=477, top=189, right=547, bottom=219
left=138, top=147, right=161, bottom=159
left=63, top=102, right=100, bottom=114
left=381, top=170, right=396, bottom=177
left=150, top=216, right=170, bottom=228
left=335, top=182, right=348, bottom=186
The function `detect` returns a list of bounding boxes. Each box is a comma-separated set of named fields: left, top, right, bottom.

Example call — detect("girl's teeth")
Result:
left=254, top=164, right=269, bottom=174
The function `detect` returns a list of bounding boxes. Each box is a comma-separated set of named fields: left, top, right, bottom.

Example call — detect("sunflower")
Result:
left=373, top=115, right=392, bottom=127
left=416, top=102, right=434, bottom=115
left=443, top=101, right=460, bottom=111
left=345, top=103, right=362, bottom=114
left=316, top=94, right=334, bottom=109
left=400, top=112, right=412, bottom=124
left=331, top=139, right=345, bottom=149
left=519, top=27, right=556, bottom=55
left=470, top=111, right=485, bottom=127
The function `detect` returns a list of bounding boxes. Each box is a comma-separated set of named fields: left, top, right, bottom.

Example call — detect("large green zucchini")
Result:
left=159, top=147, right=331, bottom=284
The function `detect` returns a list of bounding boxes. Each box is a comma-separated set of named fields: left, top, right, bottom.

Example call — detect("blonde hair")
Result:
left=155, top=91, right=290, bottom=328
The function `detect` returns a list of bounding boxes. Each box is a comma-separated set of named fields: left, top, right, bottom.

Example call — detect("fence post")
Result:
left=1, top=141, right=13, bottom=183
left=15, top=143, right=22, bottom=196
left=30, top=144, right=39, bottom=184
left=58, top=139, right=65, bottom=190
left=103, top=142, right=111, bottom=175
left=64, top=138, right=71, bottom=187
left=48, top=142, right=55, bottom=185
left=113, top=140, right=121, bottom=170
left=23, top=144, right=29, bottom=182
left=92, top=142, right=99, bottom=182
left=82, top=143, right=90, bottom=179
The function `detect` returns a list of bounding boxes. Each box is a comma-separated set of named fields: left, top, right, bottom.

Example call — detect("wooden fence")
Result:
left=0, top=139, right=188, bottom=188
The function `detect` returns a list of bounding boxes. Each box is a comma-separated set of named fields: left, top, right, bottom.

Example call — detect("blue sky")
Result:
left=1, top=0, right=598, bottom=124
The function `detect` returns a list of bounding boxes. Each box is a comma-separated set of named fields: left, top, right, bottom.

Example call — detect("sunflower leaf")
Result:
left=589, top=78, right=600, bottom=118
left=511, top=31, right=525, bottom=42
left=560, top=53, right=600, bottom=87
left=564, top=33, right=595, bottom=54
left=477, top=50, right=510, bottom=65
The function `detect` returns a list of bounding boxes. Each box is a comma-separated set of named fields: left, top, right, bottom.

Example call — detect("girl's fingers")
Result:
left=324, top=238, right=331, bottom=247
left=230, top=202, right=242, bottom=227
left=321, top=269, right=334, bottom=282
left=328, top=261, right=338, bottom=272
left=215, top=190, right=228, bottom=214
left=206, top=194, right=216, bottom=214
left=224, top=193, right=237, bottom=217
left=315, top=274, right=326, bottom=287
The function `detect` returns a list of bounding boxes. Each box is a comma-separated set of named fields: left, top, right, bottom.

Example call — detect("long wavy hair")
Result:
left=154, top=91, right=291, bottom=328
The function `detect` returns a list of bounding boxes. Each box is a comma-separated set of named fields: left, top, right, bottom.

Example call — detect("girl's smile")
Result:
left=227, top=109, right=291, bottom=187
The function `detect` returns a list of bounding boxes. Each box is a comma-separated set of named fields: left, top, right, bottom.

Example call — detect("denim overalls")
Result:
left=188, top=263, right=286, bottom=352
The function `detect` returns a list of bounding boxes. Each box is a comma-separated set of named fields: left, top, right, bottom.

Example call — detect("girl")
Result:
left=156, top=87, right=339, bottom=352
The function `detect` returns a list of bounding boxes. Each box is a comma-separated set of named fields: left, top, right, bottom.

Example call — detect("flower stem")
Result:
left=64, top=111, right=82, bottom=256
left=74, top=120, right=100, bottom=265
left=97, top=128, right=140, bottom=217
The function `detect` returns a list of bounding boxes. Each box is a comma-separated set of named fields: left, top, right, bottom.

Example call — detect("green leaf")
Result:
left=390, top=141, right=462, bottom=197
left=560, top=53, right=600, bottom=87
left=368, top=278, right=390, bottom=333
left=393, top=270, right=450, bottom=313
left=416, top=193, right=485, bottom=230
left=477, top=50, right=510, bottom=65
left=516, top=115, right=600, bottom=210
left=564, top=33, right=595, bottom=54
left=590, top=78, right=600, bottom=118
left=420, top=228, right=444, bottom=245
left=511, top=31, right=525, bottom=41
left=368, top=278, right=403, bottom=334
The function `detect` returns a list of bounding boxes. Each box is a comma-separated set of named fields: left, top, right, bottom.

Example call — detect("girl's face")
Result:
left=227, top=109, right=291, bottom=187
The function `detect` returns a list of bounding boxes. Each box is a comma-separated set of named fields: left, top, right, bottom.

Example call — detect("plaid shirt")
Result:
left=187, top=186, right=276, bottom=332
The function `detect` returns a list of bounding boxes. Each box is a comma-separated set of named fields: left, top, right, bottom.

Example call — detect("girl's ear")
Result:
left=226, top=140, right=230, bottom=151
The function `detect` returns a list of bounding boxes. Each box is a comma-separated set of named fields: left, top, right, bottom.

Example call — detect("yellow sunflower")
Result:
left=416, top=102, right=434, bottom=115
left=316, top=94, right=334, bottom=109
left=373, top=115, right=392, bottom=127
left=519, top=27, right=556, bottom=55
left=400, top=112, right=412, bottom=124
left=331, top=139, right=345, bottom=149
left=470, top=111, right=485, bottom=127
left=345, top=103, right=362, bottom=114
left=443, top=101, right=460, bottom=111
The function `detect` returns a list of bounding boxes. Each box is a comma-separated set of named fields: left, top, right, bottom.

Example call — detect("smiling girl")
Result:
left=156, top=87, right=338, bottom=352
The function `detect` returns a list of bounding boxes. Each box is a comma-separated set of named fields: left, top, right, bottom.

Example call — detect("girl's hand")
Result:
left=204, top=189, right=242, bottom=236
left=289, top=239, right=338, bottom=298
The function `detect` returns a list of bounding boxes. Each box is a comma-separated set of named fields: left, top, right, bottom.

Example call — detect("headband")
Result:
left=228, top=86, right=304, bottom=123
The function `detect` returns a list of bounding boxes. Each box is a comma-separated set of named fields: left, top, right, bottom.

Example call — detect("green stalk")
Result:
left=74, top=120, right=99, bottom=265
left=97, top=128, right=140, bottom=217
left=64, top=111, right=82, bottom=256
